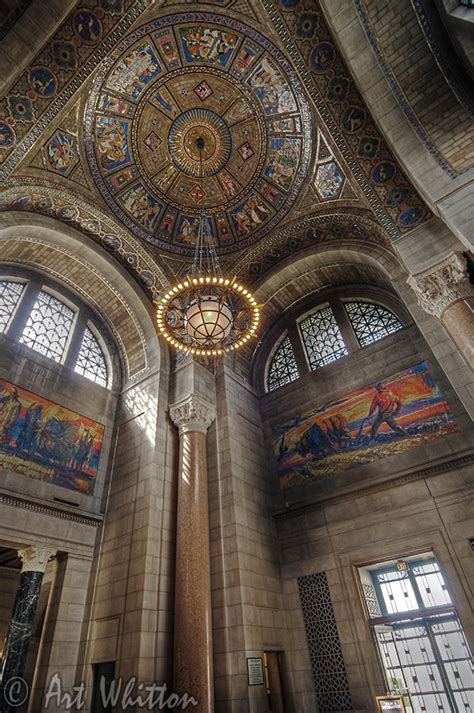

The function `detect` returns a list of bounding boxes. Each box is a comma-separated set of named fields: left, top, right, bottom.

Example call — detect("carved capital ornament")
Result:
left=407, top=252, right=472, bottom=318
left=18, top=546, right=56, bottom=573
left=169, top=393, right=216, bottom=435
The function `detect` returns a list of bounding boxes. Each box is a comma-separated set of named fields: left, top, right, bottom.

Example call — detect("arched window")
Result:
left=0, top=279, right=26, bottom=333
left=345, top=301, right=403, bottom=347
left=75, top=326, right=109, bottom=387
left=299, top=305, right=348, bottom=370
left=20, top=290, right=75, bottom=362
left=267, top=334, right=299, bottom=392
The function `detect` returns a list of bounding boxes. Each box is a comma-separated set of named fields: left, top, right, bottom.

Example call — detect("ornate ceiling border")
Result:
left=0, top=0, right=152, bottom=180
left=233, top=209, right=395, bottom=280
left=262, top=0, right=432, bottom=239
left=0, top=181, right=172, bottom=297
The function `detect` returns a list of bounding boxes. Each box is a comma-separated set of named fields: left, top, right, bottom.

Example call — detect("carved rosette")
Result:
left=169, top=393, right=216, bottom=435
left=407, top=252, right=472, bottom=318
left=18, top=546, right=56, bottom=573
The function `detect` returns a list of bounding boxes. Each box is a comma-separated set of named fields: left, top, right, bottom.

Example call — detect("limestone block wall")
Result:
left=259, top=323, right=474, bottom=712
left=208, top=364, right=290, bottom=713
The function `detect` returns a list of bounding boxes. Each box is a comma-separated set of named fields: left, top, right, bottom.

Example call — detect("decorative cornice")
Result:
left=18, top=545, right=56, bottom=573
left=0, top=492, right=103, bottom=527
left=272, top=451, right=474, bottom=520
left=407, top=251, right=472, bottom=318
left=169, top=393, right=216, bottom=435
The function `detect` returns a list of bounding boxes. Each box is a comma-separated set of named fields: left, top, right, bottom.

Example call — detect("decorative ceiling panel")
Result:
left=83, top=12, right=312, bottom=255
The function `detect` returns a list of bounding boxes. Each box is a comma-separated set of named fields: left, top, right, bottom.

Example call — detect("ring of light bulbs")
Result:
left=156, top=275, right=260, bottom=355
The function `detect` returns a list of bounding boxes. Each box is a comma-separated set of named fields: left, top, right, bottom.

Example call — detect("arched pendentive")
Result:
left=0, top=217, right=167, bottom=381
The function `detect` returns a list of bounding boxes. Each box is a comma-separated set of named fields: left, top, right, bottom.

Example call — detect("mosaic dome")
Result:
left=84, top=13, right=312, bottom=255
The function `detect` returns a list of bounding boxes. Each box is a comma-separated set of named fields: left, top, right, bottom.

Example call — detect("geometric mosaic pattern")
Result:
left=74, top=327, right=108, bottom=387
left=298, top=572, right=353, bottom=712
left=0, top=280, right=25, bottom=334
left=299, top=305, right=348, bottom=370
left=267, top=334, right=299, bottom=392
left=345, top=301, right=403, bottom=347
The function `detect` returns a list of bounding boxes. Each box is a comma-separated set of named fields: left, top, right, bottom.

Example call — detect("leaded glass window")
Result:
left=0, top=280, right=25, bottom=334
left=20, top=290, right=75, bottom=362
left=299, top=305, right=348, bottom=370
left=267, top=335, right=299, bottom=392
left=345, top=301, right=403, bottom=347
left=359, top=557, right=474, bottom=712
left=75, top=326, right=108, bottom=387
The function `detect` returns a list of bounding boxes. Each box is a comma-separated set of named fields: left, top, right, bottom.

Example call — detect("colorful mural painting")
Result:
left=272, top=363, right=460, bottom=490
left=0, top=378, right=104, bottom=495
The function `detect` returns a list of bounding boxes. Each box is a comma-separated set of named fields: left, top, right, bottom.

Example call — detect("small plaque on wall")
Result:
left=246, top=657, right=264, bottom=686
left=376, top=696, right=406, bottom=712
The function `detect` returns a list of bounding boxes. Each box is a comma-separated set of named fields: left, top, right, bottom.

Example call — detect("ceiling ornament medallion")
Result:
left=84, top=13, right=312, bottom=255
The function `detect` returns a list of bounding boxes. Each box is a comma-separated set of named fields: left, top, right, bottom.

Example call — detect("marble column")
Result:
left=408, top=251, right=474, bottom=367
left=169, top=393, right=216, bottom=713
left=0, top=546, right=55, bottom=712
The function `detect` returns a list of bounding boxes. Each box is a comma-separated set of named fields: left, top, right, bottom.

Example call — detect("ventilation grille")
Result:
left=298, top=571, right=353, bottom=712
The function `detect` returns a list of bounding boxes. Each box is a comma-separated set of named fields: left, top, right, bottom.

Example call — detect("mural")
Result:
left=179, top=26, right=238, bottom=66
left=96, top=116, right=130, bottom=172
left=0, top=379, right=104, bottom=495
left=44, top=130, right=79, bottom=176
left=83, top=13, right=311, bottom=254
left=272, top=363, right=460, bottom=490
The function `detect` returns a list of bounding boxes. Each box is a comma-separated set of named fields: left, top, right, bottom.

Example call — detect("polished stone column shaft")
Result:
left=170, top=394, right=216, bottom=713
left=0, top=547, right=55, bottom=712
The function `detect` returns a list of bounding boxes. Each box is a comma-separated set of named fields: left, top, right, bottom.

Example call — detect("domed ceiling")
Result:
left=84, top=13, right=312, bottom=255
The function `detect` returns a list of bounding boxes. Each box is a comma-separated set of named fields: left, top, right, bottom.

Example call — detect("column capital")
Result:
left=169, top=393, right=216, bottom=435
left=18, top=546, right=56, bottom=573
left=407, top=251, right=472, bottom=318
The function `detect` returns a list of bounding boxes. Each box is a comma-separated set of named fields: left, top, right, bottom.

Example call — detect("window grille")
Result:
left=267, top=335, right=299, bottom=392
left=0, top=280, right=25, bottom=334
left=299, top=305, right=348, bottom=369
left=20, top=290, right=75, bottom=362
left=345, top=301, right=403, bottom=347
left=359, top=557, right=474, bottom=712
left=75, top=327, right=108, bottom=387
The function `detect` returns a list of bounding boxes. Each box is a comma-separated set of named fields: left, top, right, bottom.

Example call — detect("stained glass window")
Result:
left=345, top=301, right=403, bottom=347
left=299, top=305, right=348, bottom=370
left=75, top=326, right=108, bottom=387
left=20, top=290, right=75, bottom=362
left=267, top=334, right=299, bottom=392
left=359, top=557, right=474, bottom=712
left=0, top=280, right=25, bottom=334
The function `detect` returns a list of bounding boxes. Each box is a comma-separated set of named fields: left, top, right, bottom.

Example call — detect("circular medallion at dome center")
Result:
left=168, top=109, right=232, bottom=178
left=84, top=13, right=312, bottom=255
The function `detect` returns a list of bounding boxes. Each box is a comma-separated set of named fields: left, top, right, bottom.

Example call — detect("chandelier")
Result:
left=156, top=138, right=260, bottom=356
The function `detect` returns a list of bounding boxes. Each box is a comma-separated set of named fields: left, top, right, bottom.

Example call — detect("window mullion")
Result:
left=287, top=320, right=310, bottom=375
left=6, top=281, right=39, bottom=342
left=424, top=619, right=460, bottom=713
left=67, top=310, right=88, bottom=367
left=330, top=298, right=359, bottom=353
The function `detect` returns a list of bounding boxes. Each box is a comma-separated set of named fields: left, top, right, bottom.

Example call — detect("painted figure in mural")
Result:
left=120, top=185, right=159, bottom=230
left=248, top=59, right=296, bottom=115
left=265, top=139, right=299, bottom=189
left=97, top=119, right=129, bottom=171
left=47, top=133, right=77, bottom=174
left=37, top=408, right=76, bottom=466
left=368, top=383, right=407, bottom=441
left=16, top=404, right=43, bottom=458
left=181, top=27, right=237, bottom=65
left=0, top=387, right=21, bottom=443
left=71, top=429, right=94, bottom=471
left=108, top=45, right=160, bottom=98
